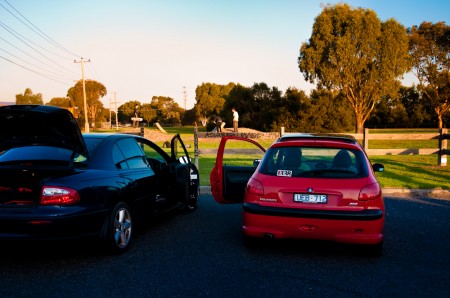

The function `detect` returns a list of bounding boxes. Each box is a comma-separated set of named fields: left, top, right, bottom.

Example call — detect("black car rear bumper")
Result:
left=0, top=208, right=109, bottom=240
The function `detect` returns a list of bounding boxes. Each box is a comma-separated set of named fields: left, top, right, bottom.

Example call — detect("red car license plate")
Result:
left=294, top=194, right=327, bottom=203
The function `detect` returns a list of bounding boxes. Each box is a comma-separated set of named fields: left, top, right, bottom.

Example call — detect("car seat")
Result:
left=332, top=149, right=353, bottom=169
left=282, top=147, right=302, bottom=169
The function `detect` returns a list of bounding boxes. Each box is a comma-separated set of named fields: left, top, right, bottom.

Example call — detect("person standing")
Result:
left=133, top=104, right=139, bottom=128
left=215, top=115, right=223, bottom=132
left=232, top=108, right=239, bottom=133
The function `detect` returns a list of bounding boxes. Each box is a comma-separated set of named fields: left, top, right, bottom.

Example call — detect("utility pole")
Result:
left=74, top=58, right=91, bottom=133
left=183, top=86, right=187, bottom=110
left=109, top=97, right=112, bottom=129
left=113, top=92, right=119, bottom=130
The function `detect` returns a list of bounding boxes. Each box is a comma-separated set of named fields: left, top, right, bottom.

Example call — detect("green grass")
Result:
left=198, top=154, right=450, bottom=189
left=368, top=140, right=438, bottom=149
left=106, top=126, right=450, bottom=189
left=368, top=128, right=439, bottom=134
left=191, top=130, right=449, bottom=189
left=370, top=155, right=450, bottom=189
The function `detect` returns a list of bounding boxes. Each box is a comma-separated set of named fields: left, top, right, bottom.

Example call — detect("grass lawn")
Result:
left=120, top=126, right=450, bottom=189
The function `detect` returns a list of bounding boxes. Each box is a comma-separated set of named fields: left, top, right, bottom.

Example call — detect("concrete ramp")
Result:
left=155, top=122, right=167, bottom=134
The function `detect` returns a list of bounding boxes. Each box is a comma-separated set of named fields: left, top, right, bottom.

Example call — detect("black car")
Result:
left=0, top=105, right=199, bottom=253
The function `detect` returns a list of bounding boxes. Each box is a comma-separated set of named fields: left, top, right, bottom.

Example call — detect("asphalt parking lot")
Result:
left=0, top=192, right=449, bottom=298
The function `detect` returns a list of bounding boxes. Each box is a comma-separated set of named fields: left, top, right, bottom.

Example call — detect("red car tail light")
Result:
left=358, top=183, right=381, bottom=201
left=246, top=178, right=264, bottom=196
left=40, top=186, right=80, bottom=205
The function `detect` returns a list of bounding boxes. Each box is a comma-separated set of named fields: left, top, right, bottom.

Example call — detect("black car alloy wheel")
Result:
left=102, top=202, right=133, bottom=254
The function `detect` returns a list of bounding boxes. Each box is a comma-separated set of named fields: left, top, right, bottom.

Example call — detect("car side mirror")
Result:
left=178, top=156, right=191, bottom=164
left=253, top=159, right=261, bottom=167
left=372, top=163, right=384, bottom=172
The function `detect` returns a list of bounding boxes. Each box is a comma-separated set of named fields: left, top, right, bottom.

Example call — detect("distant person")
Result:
left=232, top=108, right=239, bottom=133
left=215, top=115, right=223, bottom=132
left=133, top=104, right=139, bottom=128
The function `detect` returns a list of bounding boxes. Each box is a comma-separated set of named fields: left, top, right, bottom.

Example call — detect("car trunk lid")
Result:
left=0, top=105, right=88, bottom=208
left=0, top=105, right=89, bottom=159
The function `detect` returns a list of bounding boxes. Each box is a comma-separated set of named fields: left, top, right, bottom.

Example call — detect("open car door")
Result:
left=210, top=136, right=266, bottom=204
left=171, top=134, right=199, bottom=203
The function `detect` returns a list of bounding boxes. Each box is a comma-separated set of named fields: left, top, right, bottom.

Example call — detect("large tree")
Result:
left=399, top=86, right=434, bottom=127
left=67, top=80, right=107, bottom=129
left=150, top=96, right=182, bottom=124
left=408, top=21, right=450, bottom=128
left=47, top=97, right=70, bottom=108
left=194, top=82, right=235, bottom=126
left=140, top=103, right=157, bottom=125
left=118, top=100, right=141, bottom=124
left=223, top=84, right=252, bottom=128
left=298, top=3, right=411, bottom=133
left=15, top=88, right=44, bottom=105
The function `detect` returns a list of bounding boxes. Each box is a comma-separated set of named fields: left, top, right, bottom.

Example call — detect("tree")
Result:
left=399, top=86, right=434, bottom=127
left=140, top=103, right=157, bottom=125
left=223, top=84, right=252, bottom=127
left=67, top=80, right=107, bottom=129
left=194, top=82, right=235, bottom=126
left=307, top=89, right=355, bottom=132
left=15, top=88, right=43, bottom=105
left=408, top=21, right=450, bottom=128
left=150, top=96, right=182, bottom=124
left=249, top=83, right=282, bottom=131
left=182, top=106, right=198, bottom=126
left=367, top=95, right=409, bottom=128
left=118, top=100, right=141, bottom=124
left=274, top=87, right=309, bottom=131
left=47, top=97, right=70, bottom=108
left=298, top=3, right=411, bottom=133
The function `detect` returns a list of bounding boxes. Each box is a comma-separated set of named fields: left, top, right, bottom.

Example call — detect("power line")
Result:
left=0, top=21, right=78, bottom=77
left=0, top=54, right=70, bottom=85
left=0, top=0, right=99, bottom=90
left=0, top=46, right=74, bottom=81
left=1, top=0, right=80, bottom=58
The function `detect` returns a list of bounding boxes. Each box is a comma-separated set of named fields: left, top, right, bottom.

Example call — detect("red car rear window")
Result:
left=258, top=146, right=368, bottom=178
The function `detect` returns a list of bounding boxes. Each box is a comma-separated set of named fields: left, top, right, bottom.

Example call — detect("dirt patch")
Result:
left=119, top=127, right=265, bottom=143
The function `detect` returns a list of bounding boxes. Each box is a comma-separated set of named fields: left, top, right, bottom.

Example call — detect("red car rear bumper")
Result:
left=243, top=203, right=384, bottom=245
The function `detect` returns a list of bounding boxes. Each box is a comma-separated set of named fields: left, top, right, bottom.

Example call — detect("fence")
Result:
left=355, top=128, right=447, bottom=166
left=195, top=127, right=448, bottom=166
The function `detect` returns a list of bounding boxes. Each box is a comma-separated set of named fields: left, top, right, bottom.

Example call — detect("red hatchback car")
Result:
left=210, top=133, right=385, bottom=255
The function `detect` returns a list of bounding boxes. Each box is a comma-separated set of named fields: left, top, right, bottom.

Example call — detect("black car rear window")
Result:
left=258, top=146, right=369, bottom=178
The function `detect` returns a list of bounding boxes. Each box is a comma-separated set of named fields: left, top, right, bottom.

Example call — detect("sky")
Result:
left=1, top=0, right=449, bottom=110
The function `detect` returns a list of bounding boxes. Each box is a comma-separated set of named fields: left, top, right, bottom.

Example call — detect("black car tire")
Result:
left=101, top=202, right=133, bottom=254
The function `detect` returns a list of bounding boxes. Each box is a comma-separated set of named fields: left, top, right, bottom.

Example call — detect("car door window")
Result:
left=115, top=138, right=149, bottom=169
left=112, top=144, right=128, bottom=169
left=137, top=140, right=169, bottom=172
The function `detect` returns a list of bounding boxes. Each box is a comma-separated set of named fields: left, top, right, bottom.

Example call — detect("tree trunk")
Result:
left=438, top=114, right=443, bottom=129
left=356, top=121, right=365, bottom=134
left=355, top=112, right=365, bottom=134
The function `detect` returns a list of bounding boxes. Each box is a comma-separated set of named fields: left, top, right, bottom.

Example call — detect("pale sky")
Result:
left=1, top=0, right=449, bottom=109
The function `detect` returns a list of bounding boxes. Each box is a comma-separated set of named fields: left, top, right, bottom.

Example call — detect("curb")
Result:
left=381, top=188, right=450, bottom=197
left=200, top=186, right=450, bottom=197
left=200, top=186, right=212, bottom=195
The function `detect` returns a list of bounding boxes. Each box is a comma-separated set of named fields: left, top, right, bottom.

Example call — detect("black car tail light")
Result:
left=40, top=186, right=80, bottom=205
left=246, top=178, right=264, bottom=196
left=358, top=183, right=381, bottom=201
